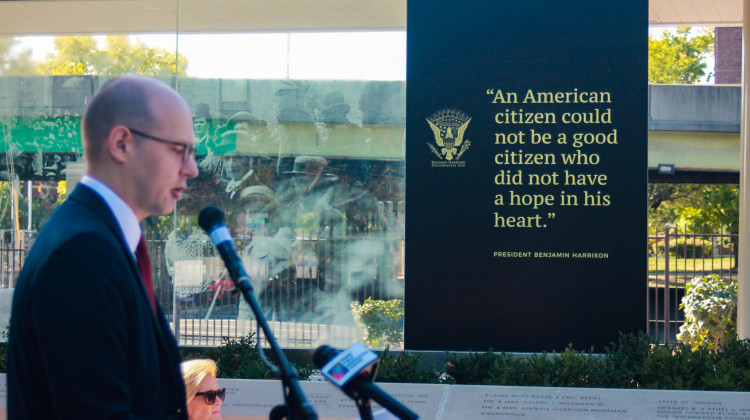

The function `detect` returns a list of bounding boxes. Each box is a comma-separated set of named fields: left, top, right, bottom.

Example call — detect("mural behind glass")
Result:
left=0, top=73, right=406, bottom=348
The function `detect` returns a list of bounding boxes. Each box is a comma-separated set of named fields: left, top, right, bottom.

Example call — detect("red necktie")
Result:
left=136, top=235, right=157, bottom=313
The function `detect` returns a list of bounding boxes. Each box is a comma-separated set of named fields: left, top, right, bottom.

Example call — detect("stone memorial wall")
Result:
left=0, top=375, right=746, bottom=419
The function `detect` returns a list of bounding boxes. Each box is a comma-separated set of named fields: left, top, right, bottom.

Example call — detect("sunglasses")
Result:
left=194, top=388, right=226, bottom=405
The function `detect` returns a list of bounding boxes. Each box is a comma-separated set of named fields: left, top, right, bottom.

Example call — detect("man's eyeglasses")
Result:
left=194, top=388, right=226, bottom=405
left=127, top=127, right=197, bottom=163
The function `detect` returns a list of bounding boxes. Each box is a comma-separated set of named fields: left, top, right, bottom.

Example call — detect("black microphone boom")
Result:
left=313, top=345, right=419, bottom=420
left=199, top=206, right=317, bottom=420
left=198, top=206, right=252, bottom=293
left=312, top=345, right=341, bottom=370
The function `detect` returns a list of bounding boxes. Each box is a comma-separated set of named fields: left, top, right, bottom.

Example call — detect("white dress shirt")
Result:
left=80, top=175, right=141, bottom=254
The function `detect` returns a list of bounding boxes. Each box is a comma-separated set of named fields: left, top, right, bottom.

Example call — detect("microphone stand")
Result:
left=353, top=395, right=374, bottom=420
left=337, top=366, right=373, bottom=420
left=233, top=275, right=317, bottom=420
left=351, top=378, right=419, bottom=420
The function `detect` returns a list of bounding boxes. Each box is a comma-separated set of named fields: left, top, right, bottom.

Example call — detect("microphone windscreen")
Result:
left=198, top=206, right=225, bottom=232
left=312, top=345, right=340, bottom=368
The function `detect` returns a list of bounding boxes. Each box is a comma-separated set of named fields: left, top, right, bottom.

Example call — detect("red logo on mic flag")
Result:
left=329, top=363, right=349, bottom=381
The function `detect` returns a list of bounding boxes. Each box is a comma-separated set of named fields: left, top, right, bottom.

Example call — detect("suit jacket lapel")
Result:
left=69, top=185, right=182, bottom=361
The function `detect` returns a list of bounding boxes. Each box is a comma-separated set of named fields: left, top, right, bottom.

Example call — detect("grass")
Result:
left=648, top=256, right=736, bottom=275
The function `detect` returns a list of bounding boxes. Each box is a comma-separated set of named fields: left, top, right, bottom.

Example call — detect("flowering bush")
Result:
left=677, top=275, right=737, bottom=350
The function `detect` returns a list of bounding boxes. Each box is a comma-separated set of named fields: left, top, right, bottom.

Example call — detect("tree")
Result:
left=40, top=35, right=188, bottom=76
left=649, top=184, right=737, bottom=229
left=648, top=183, right=701, bottom=230
left=649, top=183, right=739, bottom=266
left=649, top=27, right=714, bottom=84
left=0, top=37, right=38, bottom=75
left=681, top=184, right=739, bottom=230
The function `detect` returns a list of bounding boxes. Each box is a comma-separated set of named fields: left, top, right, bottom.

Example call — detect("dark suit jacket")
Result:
left=8, top=184, right=187, bottom=420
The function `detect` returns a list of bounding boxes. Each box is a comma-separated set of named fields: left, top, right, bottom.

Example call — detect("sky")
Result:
left=15, top=32, right=408, bottom=80
left=14, top=27, right=715, bottom=82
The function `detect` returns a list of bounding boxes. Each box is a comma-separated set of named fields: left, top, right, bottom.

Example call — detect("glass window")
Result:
left=0, top=1, right=406, bottom=350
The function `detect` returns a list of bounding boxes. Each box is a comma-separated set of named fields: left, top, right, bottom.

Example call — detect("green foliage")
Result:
left=513, top=352, right=555, bottom=386
left=552, top=345, right=604, bottom=388
left=648, top=184, right=701, bottom=232
left=180, top=346, right=218, bottom=362
left=680, top=185, right=739, bottom=233
left=213, top=334, right=313, bottom=381
left=142, top=214, right=198, bottom=241
left=649, top=27, right=714, bottom=84
left=648, top=184, right=738, bottom=235
left=642, top=344, right=714, bottom=389
left=678, top=275, right=738, bottom=349
left=444, top=349, right=510, bottom=385
left=713, top=336, right=750, bottom=390
left=601, top=331, right=652, bottom=388
left=0, top=37, right=37, bottom=76
left=0, top=180, right=66, bottom=231
left=40, top=35, right=188, bottom=76
left=351, top=298, right=404, bottom=349
left=375, top=348, right=441, bottom=384
left=0, top=328, right=8, bottom=373
left=671, top=237, right=711, bottom=258
left=8, top=330, right=749, bottom=390
left=444, top=346, right=603, bottom=388
left=215, top=334, right=274, bottom=379
left=438, top=334, right=750, bottom=391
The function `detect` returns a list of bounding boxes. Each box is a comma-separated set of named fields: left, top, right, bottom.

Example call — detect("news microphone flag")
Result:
left=319, top=343, right=379, bottom=387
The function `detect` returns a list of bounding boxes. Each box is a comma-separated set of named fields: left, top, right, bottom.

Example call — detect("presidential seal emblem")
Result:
left=426, top=109, right=471, bottom=165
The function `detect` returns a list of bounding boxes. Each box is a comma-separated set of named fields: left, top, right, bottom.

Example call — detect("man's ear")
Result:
left=108, top=125, right=132, bottom=163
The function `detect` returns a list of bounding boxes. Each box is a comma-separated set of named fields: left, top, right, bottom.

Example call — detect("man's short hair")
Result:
left=82, top=77, right=158, bottom=159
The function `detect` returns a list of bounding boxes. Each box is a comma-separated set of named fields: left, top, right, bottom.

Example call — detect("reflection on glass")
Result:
left=1, top=33, right=406, bottom=349
left=178, top=79, right=406, bottom=349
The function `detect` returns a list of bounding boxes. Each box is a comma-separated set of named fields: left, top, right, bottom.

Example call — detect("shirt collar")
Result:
left=80, top=175, right=141, bottom=254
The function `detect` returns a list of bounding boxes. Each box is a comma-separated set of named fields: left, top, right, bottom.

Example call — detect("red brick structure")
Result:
left=715, top=27, right=742, bottom=84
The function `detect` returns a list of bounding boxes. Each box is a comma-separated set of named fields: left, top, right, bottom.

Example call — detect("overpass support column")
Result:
left=739, top=0, right=750, bottom=339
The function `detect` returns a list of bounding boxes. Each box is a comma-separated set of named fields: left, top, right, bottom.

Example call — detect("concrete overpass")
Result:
left=648, top=84, right=741, bottom=183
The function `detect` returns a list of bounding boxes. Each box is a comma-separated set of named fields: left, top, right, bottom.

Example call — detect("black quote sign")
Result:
left=405, top=0, right=648, bottom=351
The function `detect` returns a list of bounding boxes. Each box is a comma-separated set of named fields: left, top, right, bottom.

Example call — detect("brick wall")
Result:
left=715, top=27, right=741, bottom=84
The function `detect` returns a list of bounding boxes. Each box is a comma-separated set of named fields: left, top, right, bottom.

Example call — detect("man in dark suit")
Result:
left=8, top=76, right=199, bottom=419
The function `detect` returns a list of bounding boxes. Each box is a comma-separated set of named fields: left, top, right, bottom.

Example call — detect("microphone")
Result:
left=200, top=206, right=318, bottom=420
left=314, top=344, right=419, bottom=420
left=198, top=206, right=252, bottom=292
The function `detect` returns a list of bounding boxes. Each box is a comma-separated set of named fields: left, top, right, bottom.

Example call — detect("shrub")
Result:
left=163, top=333, right=750, bottom=391
left=376, top=348, right=441, bottom=384
left=216, top=334, right=275, bottom=379
left=443, top=346, right=604, bottom=388
left=214, top=334, right=314, bottom=380
left=644, top=344, right=720, bottom=390
left=351, top=298, right=404, bottom=349
left=651, top=237, right=712, bottom=257
left=712, top=335, right=750, bottom=390
left=444, top=349, right=507, bottom=385
left=438, top=334, right=750, bottom=390
left=672, top=237, right=711, bottom=258
left=677, top=275, right=738, bottom=349
left=514, top=352, right=556, bottom=386
left=601, top=331, right=652, bottom=388
left=552, top=345, right=604, bottom=388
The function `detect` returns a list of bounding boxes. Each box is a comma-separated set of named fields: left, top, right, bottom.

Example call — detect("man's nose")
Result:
left=182, top=155, right=200, bottom=178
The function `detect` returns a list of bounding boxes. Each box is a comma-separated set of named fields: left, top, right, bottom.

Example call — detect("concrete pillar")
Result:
left=739, top=0, right=750, bottom=339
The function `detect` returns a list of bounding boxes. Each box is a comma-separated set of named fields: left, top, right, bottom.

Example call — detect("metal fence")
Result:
left=0, top=221, right=736, bottom=348
left=150, top=211, right=406, bottom=348
left=0, top=247, right=25, bottom=289
left=647, top=224, right=737, bottom=345
left=0, top=213, right=405, bottom=349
